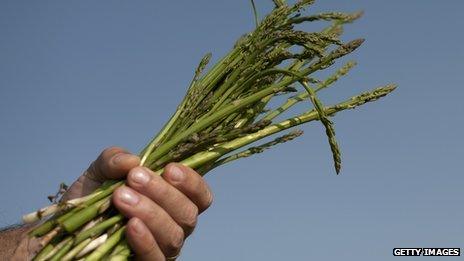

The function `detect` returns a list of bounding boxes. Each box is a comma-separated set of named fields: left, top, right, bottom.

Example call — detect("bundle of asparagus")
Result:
left=23, top=0, right=396, bottom=260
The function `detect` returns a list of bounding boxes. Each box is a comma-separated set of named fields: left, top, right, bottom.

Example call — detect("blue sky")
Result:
left=0, top=1, right=462, bottom=260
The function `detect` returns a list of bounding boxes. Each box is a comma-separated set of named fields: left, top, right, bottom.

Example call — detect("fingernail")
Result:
left=131, top=168, right=150, bottom=185
left=118, top=187, right=139, bottom=205
left=112, top=153, right=131, bottom=165
left=169, top=165, right=185, bottom=182
left=131, top=218, right=145, bottom=236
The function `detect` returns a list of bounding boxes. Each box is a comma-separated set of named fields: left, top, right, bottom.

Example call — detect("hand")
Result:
left=63, top=147, right=213, bottom=260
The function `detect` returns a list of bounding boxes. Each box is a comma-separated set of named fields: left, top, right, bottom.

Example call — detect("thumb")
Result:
left=62, top=147, right=140, bottom=201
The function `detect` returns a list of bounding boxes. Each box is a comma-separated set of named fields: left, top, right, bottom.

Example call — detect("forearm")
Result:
left=0, top=224, right=40, bottom=260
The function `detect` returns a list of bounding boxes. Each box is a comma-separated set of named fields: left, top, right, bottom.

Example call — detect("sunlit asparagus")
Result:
left=24, top=1, right=396, bottom=259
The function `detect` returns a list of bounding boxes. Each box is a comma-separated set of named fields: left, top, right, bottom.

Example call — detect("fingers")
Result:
left=126, top=218, right=165, bottom=261
left=126, top=167, right=199, bottom=235
left=113, top=186, right=185, bottom=257
left=87, top=147, right=140, bottom=182
left=119, top=165, right=214, bottom=259
left=163, top=163, right=213, bottom=213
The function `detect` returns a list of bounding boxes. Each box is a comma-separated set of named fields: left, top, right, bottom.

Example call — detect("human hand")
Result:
left=63, top=147, right=213, bottom=260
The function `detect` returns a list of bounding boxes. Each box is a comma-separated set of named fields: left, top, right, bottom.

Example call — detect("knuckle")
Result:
left=205, top=189, right=214, bottom=208
left=101, top=146, right=121, bottom=159
left=196, top=182, right=213, bottom=211
left=98, top=147, right=119, bottom=171
left=166, top=226, right=184, bottom=256
left=144, top=207, right=159, bottom=221
left=193, top=179, right=204, bottom=194
left=148, top=177, right=169, bottom=197
left=182, top=204, right=198, bottom=230
left=86, top=161, right=104, bottom=182
left=138, top=244, right=159, bottom=259
left=101, top=146, right=115, bottom=155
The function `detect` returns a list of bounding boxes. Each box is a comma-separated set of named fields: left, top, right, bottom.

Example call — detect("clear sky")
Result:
left=0, top=1, right=462, bottom=260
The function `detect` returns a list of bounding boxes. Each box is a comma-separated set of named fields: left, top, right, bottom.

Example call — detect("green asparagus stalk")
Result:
left=23, top=1, right=397, bottom=259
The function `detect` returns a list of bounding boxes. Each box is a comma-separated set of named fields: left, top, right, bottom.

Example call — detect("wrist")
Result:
left=1, top=224, right=41, bottom=260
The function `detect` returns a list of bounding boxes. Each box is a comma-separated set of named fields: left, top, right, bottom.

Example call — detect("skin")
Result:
left=0, top=146, right=213, bottom=260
